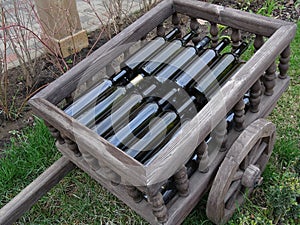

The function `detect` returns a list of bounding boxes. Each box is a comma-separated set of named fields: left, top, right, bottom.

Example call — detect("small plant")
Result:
left=257, top=0, right=278, bottom=17
left=266, top=172, right=300, bottom=224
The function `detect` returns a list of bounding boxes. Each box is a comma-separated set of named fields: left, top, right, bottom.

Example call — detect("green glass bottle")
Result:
left=140, top=31, right=197, bottom=76
left=75, top=76, right=151, bottom=126
left=189, top=42, right=248, bottom=104
left=174, top=37, right=231, bottom=89
left=91, top=81, right=163, bottom=137
left=124, top=95, right=199, bottom=161
left=64, top=28, right=180, bottom=117
left=122, top=27, right=181, bottom=73
left=140, top=44, right=248, bottom=165
left=106, top=88, right=180, bottom=149
left=91, top=37, right=211, bottom=136
left=154, top=36, right=211, bottom=83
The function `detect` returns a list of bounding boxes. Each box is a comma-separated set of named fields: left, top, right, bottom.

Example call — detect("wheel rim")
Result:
left=206, top=119, right=276, bottom=224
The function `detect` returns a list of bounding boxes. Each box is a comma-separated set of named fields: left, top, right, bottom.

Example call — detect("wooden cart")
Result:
left=0, top=0, right=296, bottom=224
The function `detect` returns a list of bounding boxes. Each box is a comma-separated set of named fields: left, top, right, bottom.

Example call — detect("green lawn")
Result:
left=0, top=22, right=299, bottom=225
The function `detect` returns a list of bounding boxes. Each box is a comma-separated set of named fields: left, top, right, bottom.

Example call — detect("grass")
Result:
left=0, top=22, right=299, bottom=225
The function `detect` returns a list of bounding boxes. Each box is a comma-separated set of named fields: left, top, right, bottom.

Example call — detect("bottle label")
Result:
left=130, top=74, right=144, bottom=86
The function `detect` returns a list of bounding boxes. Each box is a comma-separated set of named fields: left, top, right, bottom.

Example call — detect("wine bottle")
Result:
left=122, top=27, right=181, bottom=73
left=124, top=95, right=199, bottom=161
left=154, top=36, right=211, bottom=83
left=64, top=28, right=180, bottom=117
left=174, top=37, right=231, bottom=89
left=75, top=76, right=150, bottom=126
left=140, top=31, right=197, bottom=77
left=90, top=37, right=211, bottom=136
left=106, top=88, right=180, bottom=149
left=91, top=81, right=163, bottom=137
left=140, top=45, right=248, bottom=165
left=189, top=42, right=249, bottom=105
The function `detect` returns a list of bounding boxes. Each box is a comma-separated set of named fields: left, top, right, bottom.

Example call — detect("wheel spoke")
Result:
left=250, top=142, right=268, bottom=166
left=247, top=139, right=262, bottom=164
left=224, top=180, right=241, bottom=204
left=240, top=155, right=250, bottom=170
left=232, top=170, right=244, bottom=181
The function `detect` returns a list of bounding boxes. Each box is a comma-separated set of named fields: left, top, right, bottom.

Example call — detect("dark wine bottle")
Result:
left=64, top=28, right=180, bottom=117
left=91, top=81, right=162, bottom=137
left=90, top=37, right=211, bottom=136
left=140, top=45, right=248, bottom=165
left=174, top=37, right=231, bottom=89
left=106, top=88, right=180, bottom=149
left=125, top=95, right=199, bottom=161
left=122, top=27, right=181, bottom=73
left=154, top=36, right=211, bottom=83
left=75, top=76, right=152, bottom=126
left=189, top=42, right=249, bottom=105
left=140, top=31, right=197, bottom=76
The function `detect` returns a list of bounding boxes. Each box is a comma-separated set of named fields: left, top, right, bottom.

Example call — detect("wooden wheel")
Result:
left=206, top=119, right=276, bottom=225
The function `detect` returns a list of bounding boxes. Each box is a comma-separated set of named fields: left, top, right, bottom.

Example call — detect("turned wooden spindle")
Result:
left=156, top=23, right=165, bottom=37
left=263, top=61, right=276, bottom=96
left=64, top=137, right=81, bottom=157
left=209, top=22, right=219, bottom=48
left=172, top=12, right=181, bottom=31
left=81, top=150, right=101, bottom=171
left=231, top=28, right=241, bottom=50
left=249, top=34, right=264, bottom=112
left=190, top=17, right=200, bottom=44
left=234, top=97, right=245, bottom=132
left=196, top=141, right=209, bottom=173
left=250, top=80, right=262, bottom=113
left=104, top=167, right=121, bottom=186
left=173, top=166, right=189, bottom=197
left=65, top=95, right=73, bottom=106
left=211, top=118, right=228, bottom=150
left=149, top=191, right=168, bottom=223
left=279, top=45, right=290, bottom=79
left=124, top=49, right=130, bottom=60
left=45, top=123, right=65, bottom=144
left=106, top=63, right=115, bottom=77
left=126, top=186, right=144, bottom=203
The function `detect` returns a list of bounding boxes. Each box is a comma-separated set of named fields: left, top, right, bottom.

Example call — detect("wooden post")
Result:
left=34, top=0, right=89, bottom=58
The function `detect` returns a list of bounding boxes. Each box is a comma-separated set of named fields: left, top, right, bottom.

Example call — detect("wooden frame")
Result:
left=29, top=0, right=296, bottom=186
left=10, top=0, right=295, bottom=224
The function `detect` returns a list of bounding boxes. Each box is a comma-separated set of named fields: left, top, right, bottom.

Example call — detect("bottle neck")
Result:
left=232, top=42, right=248, bottom=58
left=164, top=27, right=181, bottom=41
left=111, top=69, right=129, bottom=84
left=181, top=31, right=197, bottom=45
left=214, top=37, right=230, bottom=53
left=157, top=88, right=177, bottom=109
left=195, top=36, right=211, bottom=52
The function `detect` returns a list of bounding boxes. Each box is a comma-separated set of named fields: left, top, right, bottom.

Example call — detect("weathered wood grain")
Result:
left=162, top=75, right=288, bottom=224
left=56, top=143, right=157, bottom=224
left=146, top=24, right=296, bottom=185
left=173, top=0, right=291, bottom=37
left=0, top=157, right=75, bottom=225
left=206, top=119, right=276, bottom=224
left=29, top=98, right=147, bottom=186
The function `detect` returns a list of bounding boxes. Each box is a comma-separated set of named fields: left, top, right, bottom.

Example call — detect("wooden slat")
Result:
left=146, top=24, right=296, bottom=185
left=0, top=157, right=75, bottom=225
left=56, top=143, right=157, bottom=224
left=162, top=76, right=289, bottom=224
left=173, top=0, right=291, bottom=37
left=29, top=98, right=147, bottom=186
left=33, top=0, right=174, bottom=105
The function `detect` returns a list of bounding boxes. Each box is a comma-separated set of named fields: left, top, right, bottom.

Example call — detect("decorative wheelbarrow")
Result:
left=0, top=0, right=296, bottom=224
